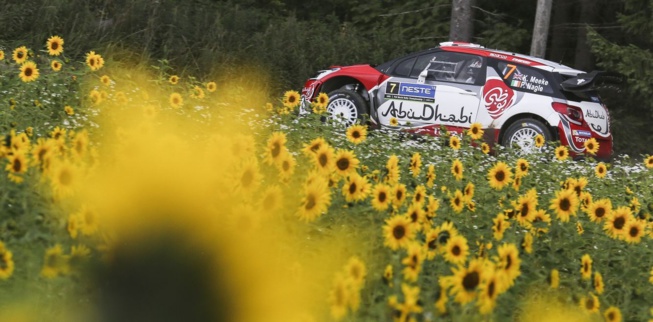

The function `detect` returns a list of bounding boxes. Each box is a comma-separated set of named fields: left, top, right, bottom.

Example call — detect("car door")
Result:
left=376, top=51, right=485, bottom=133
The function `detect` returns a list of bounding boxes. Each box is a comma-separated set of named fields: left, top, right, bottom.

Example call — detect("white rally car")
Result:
left=301, top=42, right=619, bottom=160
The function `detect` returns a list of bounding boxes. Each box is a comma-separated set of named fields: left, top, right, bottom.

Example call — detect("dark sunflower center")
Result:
left=282, top=161, right=290, bottom=171
left=392, top=225, right=405, bottom=240
left=335, top=286, right=345, bottom=305
left=559, top=198, right=571, bottom=211
left=12, top=158, right=22, bottom=172
left=85, top=211, right=95, bottom=225
left=588, top=143, right=594, bottom=150
left=428, top=239, right=437, bottom=250
left=438, top=231, right=450, bottom=245
left=454, top=165, right=460, bottom=174
left=454, top=197, right=461, bottom=206
left=595, top=207, right=605, bottom=218
left=496, top=220, right=502, bottom=231
left=305, top=194, right=316, bottom=210
left=288, top=96, right=296, bottom=103
left=505, top=255, right=512, bottom=270
left=89, top=58, right=96, bottom=66
left=0, top=255, right=7, bottom=269
left=415, top=193, right=422, bottom=202
left=487, top=280, right=496, bottom=297
left=38, top=148, right=47, bottom=162
left=410, top=211, right=418, bottom=222
left=51, top=42, right=59, bottom=50
left=318, top=153, right=328, bottom=167
left=495, top=170, right=505, bottom=182
left=520, top=203, right=529, bottom=217
left=462, top=271, right=480, bottom=291
left=607, top=312, right=615, bottom=320
left=24, top=68, right=33, bottom=77
left=583, top=262, right=589, bottom=272
left=585, top=298, right=594, bottom=310
left=378, top=191, right=387, bottom=203
left=452, top=245, right=461, bottom=256
left=520, top=164, right=527, bottom=171
left=59, top=169, right=72, bottom=186
left=241, top=170, right=253, bottom=188
left=599, top=167, right=605, bottom=173
left=336, top=158, right=349, bottom=171
left=17, top=52, right=24, bottom=58
left=263, top=194, right=275, bottom=209
left=614, top=216, right=626, bottom=229
left=472, top=127, right=478, bottom=134
left=348, top=182, right=357, bottom=194
left=629, top=226, right=639, bottom=237
left=396, top=190, right=403, bottom=201
left=352, top=131, right=360, bottom=139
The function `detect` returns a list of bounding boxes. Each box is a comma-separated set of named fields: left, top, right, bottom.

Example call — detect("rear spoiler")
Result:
left=560, top=71, right=623, bottom=92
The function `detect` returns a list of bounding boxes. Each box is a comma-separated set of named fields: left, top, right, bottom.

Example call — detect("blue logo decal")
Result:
left=572, top=130, right=592, bottom=137
left=385, top=82, right=436, bottom=102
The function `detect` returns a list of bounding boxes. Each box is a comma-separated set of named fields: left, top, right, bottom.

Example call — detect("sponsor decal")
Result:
left=483, top=78, right=515, bottom=119
left=511, top=57, right=532, bottom=65
left=489, top=53, right=508, bottom=60
left=381, top=101, right=472, bottom=124
left=384, top=82, right=436, bottom=103
left=575, top=137, right=589, bottom=143
left=585, top=109, right=606, bottom=120
left=572, top=130, right=592, bottom=137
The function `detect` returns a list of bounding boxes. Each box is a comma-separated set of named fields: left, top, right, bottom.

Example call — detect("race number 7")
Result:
left=503, top=64, right=517, bottom=80
left=389, top=82, right=397, bottom=93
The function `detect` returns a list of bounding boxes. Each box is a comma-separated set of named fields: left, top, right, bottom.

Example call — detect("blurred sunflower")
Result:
left=386, top=155, right=400, bottom=184
left=603, top=306, right=622, bottom=322
left=328, top=273, right=350, bottom=320
left=205, top=81, right=217, bottom=92
left=46, top=35, right=64, bottom=56
left=534, top=134, right=545, bottom=148
left=315, top=92, right=329, bottom=109
left=584, top=138, right=599, bottom=155
left=169, top=92, right=183, bottom=108
left=233, top=158, right=262, bottom=194
left=100, top=75, right=111, bottom=86
left=587, top=198, right=611, bottom=222
left=12, top=46, right=28, bottom=64
left=169, top=75, right=179, bottom=85
left=496, top=243, right=521, bottom=291
left=383, top=265, right=393, bottom=286
left=450, top=189, right=465, bottom=213
left=191, top=85, right=205, bottom=99
left=276, top=152, right=296, bottom=181
left=425, top=164, right=436, bottom=188
left=492, top=213, right=510, bottom=241
left=346, top=124, right=367, bottom=144
left=297, top=177, right=331, bottom=222
left=595, top=162, right=607, bottom=178
left=579, top=292, right=600, bottom=313
left=549, top=189, right=579, bottom=222
left=514, top=192, right=537, bottom=226
left=264, top=131, right=287, bottom=165
left=392, top=184, right=408, bottom=208
left=49, top=159, right=79, bottom=198
left=72, top=130, right=89, bottom=159
left=409, top=152, right=422, bottom=177
left=549, top=268, right=559, bottom=288
left=449, top=135, right=461, bottom=150
left=333, top=149, right=359, bottom=177
left=0, top=242, right=14, bottom=280
left=580, top=254, right=592, bottom=280
left=425, top=195, right=439, bottom=219
left=594, top=272, right=604, bottom=294
left=341, top=173, right=370, bottom=202
left=31, top=138, right=54, bottom=170
left=302, top=136, right=327, bottom=157
left=576, top=222, right=584, bottom=235
left=19, top=61, right=39, bottom=82
left=449, top=258, right=487, bottom=304
left=41, top=244, right=69, bottom=278
left=64, top=105, right=74, bottom=116
left=51, top=60, right=62, bottom=71
left=521, top=232, right=533, bottom=254
left=477, top=269, right=501, bottom=315
left=444, top=234, right=469, bottom=265
left=383, top=215, right=414, bottom=250
left=345, top=256, right=367, bottom=288
left=389, top=117, right=399, bottom=126
left=405, top=203, right=425, bottom=228
left=401, top=242, right=424, bottom=282
left=467, top=123, right=484, bottom=140
left=424, top=229, right=440, bottom=260
left=78, top=205, right=99, bottom=236
left=6, top=152, right=28, bottom=183
left=603, top=206, right=632, bottom=239
left=259, top=185, right=283, bottom=216
left=451, top=158, right=464, bottom=181
left=283, top=90, right=301, bottom=109
left=487, top=161, right=512, bottom=190
left=412, top=185, right=426, bottom=206
left=515, top=158, right=529, bottom=177
left=481, top=142, right=490, bottom=154
left=371, top=183, right=392, bottom=211
left=623, top=219, right=646, bottom=244
left=645, top=155, right=653, bottom=169
left=0, top=50, right=4, bottom=60
left=554, top=145, right=569, bottom=161
left=85, top=51, right=104, bottom=71
left=67, top=213, right=80, bottom=239
left=313, top=144, right=335, bottom=174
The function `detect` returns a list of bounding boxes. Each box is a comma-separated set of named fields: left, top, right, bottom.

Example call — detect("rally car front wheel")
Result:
left=502, top=118, right=552, bottom=153
left=326, top=89, right=367, bottom=126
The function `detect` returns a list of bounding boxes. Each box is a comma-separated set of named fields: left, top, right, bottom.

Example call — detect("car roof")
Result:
left=438, top=42, right=584, bottom=75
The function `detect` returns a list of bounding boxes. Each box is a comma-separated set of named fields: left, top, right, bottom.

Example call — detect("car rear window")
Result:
left=496, top=62, right=554, bottom=95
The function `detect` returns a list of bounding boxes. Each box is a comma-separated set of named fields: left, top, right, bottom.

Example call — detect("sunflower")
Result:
left=302, top=137, right=327, bottom=157
left=449, top=258, right=487, bottom=304
left=623, top=219, right=646, bottom=244
left=12, top=46, right=28, bottom=64
left=392, top=184, right=408, bottom=208
left=450, top=189, right=465, bottom=213
left=449, top=135, right=461, bottom=150
left=595, top=162, right=607, bottom=178
left=461, top=182, right=474, bottom=203
left=383, top=215, right=415, bottom=250
left=6, top=151, right=28, bottom=184
left=0, top=242, right=14, bottom=280
left=549, top=269, right=559, bottom=288
left=603, top=306, right=622, bottom=322
left=487, top=161, right=512, bottom=190
left=19, top=61, right=39, bottom=82
left=234, top=158, right=262, bottom=194
left=346, top=125, right=367, bottom=144
left=629, top=197, right=641, bottom=213
left=259, top=185, right=284, bottom=216
left=169, top=92, right=183, bottom=108
left=371, top=183, right=392, bottom=211
left=492, top=213, right=510, bottom=241
left=41, top=244, right=69, bottom=278
left=100, top=75, right=111, bottom=86
left=297, top=177, right=331, bottom=222
left=345, top=256, right=367, bottom=287
left=383, top=264, right=393, bottom=286
left=0, top=50, right=4, bottom=60
left=402, top=242, right=424, bottom=282
left=515, top=158, right=529, bottom=177
left=169, top=75, right=179, bottom=85
left=314, top=92, right=329, bottom=109
left=534, top=134, right=545, bottom=148
left=584, top=138, right=599, bottom=155
left=576, top=221, right=584, bottom=235
left=389, top=117, right=399, bottom=126
left=46, top=35, right=64, bottom=56
left=76, top=205, right=99, bottom=236
left=467, top=123, right=484, bottom=140
left=342, top=173, right=370, bottom=202
left=451, top=159, right=464, bottom=181
left=514, top=193, right=537, bottom=226
left=586, top=198, right=612, bottom=223
left=603, top=206, right=632, bottom=239
left=31, top=138, right=54, bottom=169
left=64, top=105, right=74, bottom=116
left=206, top=81, right=217, bottom=92
left=191, top=85, right=205, bottom=99
left=313, top=144, right=335, bottom=174
left=407, top=152, right=422, bottom=177
left=424, top=229, right=441, bottom=260
left=477, top=269, right=501, bottom=315
left=549, top=189, right=579, bottom=222
left=496, top=243, right=521, bottom=290
left=277, top=152, right=296, bottom=181
left=580, top=254, right=592, bottom=280
left=265, top=131, right=287, bottom=165
left=328, top=273, right=350, bottom=320
left=594, top=272, right=604, bottom=294
left=425, top=195, right=440, bottom=219
left=386, top=155, right=401, bottom=184
left=481, top=143, right=490, bottom=154
left=283, top=90, right=301, bottom=109
left=51, top=60, right=62, bottom=71
left=425, top=164, right=436, bottom=188
left=49, top=159, right=79, bottom=198
left=67, top=213, right=80, bottom=239
left=72, top=131, right=89, bottom=159
left=333, top=149, right=359, bottom=177
left=579, top=293, right=600, bottom=314
left=554, top=145, right=569, bottom=161
left=444, top=234, right=469, bottom=265
left=645, top=155, right=653, bottom=169
left=85, top=51, right=104, bottom=71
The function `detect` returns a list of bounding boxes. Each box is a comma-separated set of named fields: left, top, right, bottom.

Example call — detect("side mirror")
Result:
left=417, top=70, right=428, bottom=84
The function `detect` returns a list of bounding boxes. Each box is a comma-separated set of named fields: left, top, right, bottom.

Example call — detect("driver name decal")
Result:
left=385, top=82, right=436, bottom=103
left=483, top=78, right=516, bottom=119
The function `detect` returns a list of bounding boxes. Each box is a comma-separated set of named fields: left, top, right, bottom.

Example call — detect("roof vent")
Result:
left=439, top=41, right=484, bottom=48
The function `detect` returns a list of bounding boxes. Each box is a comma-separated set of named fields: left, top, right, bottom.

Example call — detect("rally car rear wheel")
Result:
left=326, top=89, right=367, bottom=126
left=502, top=118, right=552, bottom=153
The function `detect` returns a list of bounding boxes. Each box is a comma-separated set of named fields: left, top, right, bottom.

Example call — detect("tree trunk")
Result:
left=449, top=0, right=474, bottom=42
left=530, top=0, right=553, bottom=58
left=574, top=0, right=599, bottom=71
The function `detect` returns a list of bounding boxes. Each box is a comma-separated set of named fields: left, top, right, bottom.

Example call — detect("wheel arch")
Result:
left=498, top=113, right=558, bottom=144
left=322, top=76, right=368, bottom=97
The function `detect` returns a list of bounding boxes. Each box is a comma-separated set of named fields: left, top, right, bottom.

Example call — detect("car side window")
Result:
left=392, top=57, right=416, bottom=77
left=497, top=61, right=553, bottom=95
left=409, top=52, right=484, bottom=85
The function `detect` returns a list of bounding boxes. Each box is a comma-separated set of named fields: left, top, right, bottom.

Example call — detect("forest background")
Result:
left=1, top=0, right=652, bottom=156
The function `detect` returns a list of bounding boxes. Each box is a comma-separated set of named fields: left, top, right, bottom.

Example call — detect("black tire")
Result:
left=501, top=118, right=552, bottom=152
left=326, top=89, right=368, bottom=126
